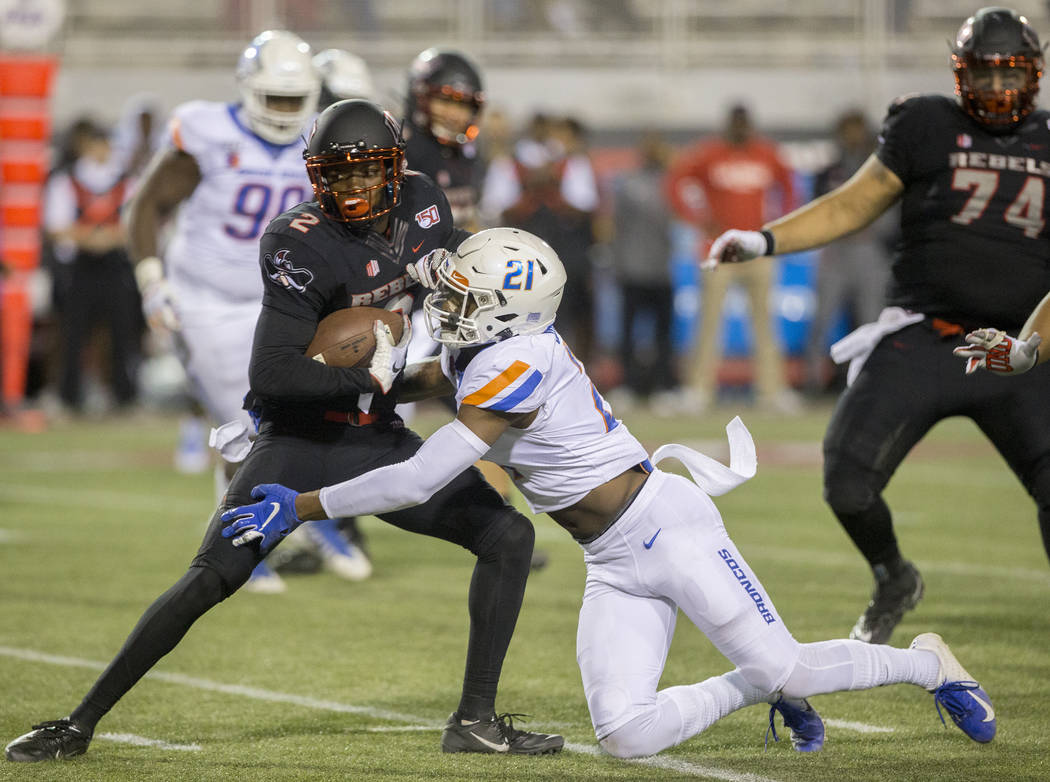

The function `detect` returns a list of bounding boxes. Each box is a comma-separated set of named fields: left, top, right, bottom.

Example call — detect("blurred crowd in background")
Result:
left=12, top=89, right=896, bottom=429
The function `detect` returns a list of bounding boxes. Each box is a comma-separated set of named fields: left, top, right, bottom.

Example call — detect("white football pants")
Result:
left=174, top=288, right=259, bottom=435
left=577, top=470, right=941, bottom=758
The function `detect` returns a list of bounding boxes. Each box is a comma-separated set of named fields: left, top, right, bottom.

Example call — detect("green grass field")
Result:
left=1, top=404, right=1048, bottom=781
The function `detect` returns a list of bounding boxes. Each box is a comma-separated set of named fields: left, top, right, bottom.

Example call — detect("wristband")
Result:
left=760, top=230, right=776, bottom=257
left=134, top=256, right=164, bottom=291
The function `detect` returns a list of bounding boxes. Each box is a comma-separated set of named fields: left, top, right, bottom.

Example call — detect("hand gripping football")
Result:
left=307, top=306, right=405, bottom=368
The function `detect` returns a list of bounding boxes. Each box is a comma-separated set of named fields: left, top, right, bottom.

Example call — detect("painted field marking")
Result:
left=0, top=645, right=791, bottom=781
left=96, top=733, right=202, bottom=751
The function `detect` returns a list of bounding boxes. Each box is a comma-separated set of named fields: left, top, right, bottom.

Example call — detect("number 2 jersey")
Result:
left=442, top=329, right=649, bottom=513
left=247, top=172, right=469, bottom=420
left=164, top=101, right=313, bottom=303
left=877, top=94, right=1050, bottom=330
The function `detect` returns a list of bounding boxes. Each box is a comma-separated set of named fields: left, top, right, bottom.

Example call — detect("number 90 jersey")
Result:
left=164, top=101, right=314, bottom=303
left=877, top=94, right=1050, bottom=330
left=442, top=329, right=649, bottom=513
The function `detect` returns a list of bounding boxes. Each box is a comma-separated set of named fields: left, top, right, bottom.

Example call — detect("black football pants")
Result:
left=822, top=320, right=1050, bottom=569
left=71, top=417, right=534, bottom=730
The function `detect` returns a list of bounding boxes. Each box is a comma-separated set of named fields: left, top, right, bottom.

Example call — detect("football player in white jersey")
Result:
left=126, top=30, right=371, bottom=591
left=221, top=227, right=996, bottom=756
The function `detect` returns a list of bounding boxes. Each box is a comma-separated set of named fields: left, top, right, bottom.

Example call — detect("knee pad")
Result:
left=599, top=714, right=658, bottom=760
left=476, top=509, right=534, bottom=565
left=166, top=566, right=230, bottom=624
left=823, top=452, right=878, bottom=517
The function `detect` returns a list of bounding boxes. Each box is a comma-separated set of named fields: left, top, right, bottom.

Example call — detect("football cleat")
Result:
left=302, top=518, right=373, bottom=581
left=766, top=696, right=825, bottom=752
left=5, top=719, right=92, bottom=762
left=910, top=632, right=996, bottom=743
left=849, top=560, right=924, bottom=644
left=440, top=712, right=564, bottom=755
left=529, top=549, right=549, bottom=572
left=243, top=560, right=287, bottom=594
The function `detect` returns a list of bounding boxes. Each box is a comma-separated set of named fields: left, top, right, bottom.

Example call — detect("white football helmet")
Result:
left=314, top=48, right=375, bottom=108
left=236, top=30, right=320, bottom=145
left=424, top=228, right=567, bottom=347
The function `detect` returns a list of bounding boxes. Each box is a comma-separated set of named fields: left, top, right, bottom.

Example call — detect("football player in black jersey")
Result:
left=4, top=99, right=563, bottom=763
left=404, top=48, right=485, bottom=231
left=704, top=7, right=1050, bottom=645
left=401, top=48, right=552, bottom=571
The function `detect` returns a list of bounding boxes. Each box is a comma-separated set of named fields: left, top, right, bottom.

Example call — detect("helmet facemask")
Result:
left=951, top=8, right=1045, bottom=130
left=424, top=265, right=500, bottom=346
left=423, top=86, right=483, bottom=147
left=953, top=54, right=1042, bottom=127
left=423, top=228, right=566, bottom=347
left=305, top=147, right=405, bottom=224
left=236, top=30, right=320, bottom=145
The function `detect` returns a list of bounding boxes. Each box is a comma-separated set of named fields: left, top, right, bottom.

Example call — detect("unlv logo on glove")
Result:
left=415, top=204, right=441, bottom=228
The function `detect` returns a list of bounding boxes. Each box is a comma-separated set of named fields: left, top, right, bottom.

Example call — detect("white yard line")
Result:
left=96, top=732, right=202, bottom=751
left=824, top=719, right=894, bottom=734
left=567, top=742, right=783, bottom=782
left=0, top=645, right=794, bottom=781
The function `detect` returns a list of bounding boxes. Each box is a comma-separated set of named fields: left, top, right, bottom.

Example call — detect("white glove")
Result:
left=383, top=292, right=415, bottom=316
left=702, top=230, right=772, bottom=270
left=953, top=328, right=1041, bottom=375
left=135, top=256, right=180, bottom=332
left=369, top=314, right=412, bottom=394
left=406, top=247, right=450, bottom=289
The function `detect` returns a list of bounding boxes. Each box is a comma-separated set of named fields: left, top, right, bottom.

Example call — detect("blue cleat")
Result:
left=767, top=695, right=825, bottom=752
left=910, top=632, right=996, bottom=743
left=303, top=518, right=373, bottom=581
left=243, top=559, right=286, bottom=594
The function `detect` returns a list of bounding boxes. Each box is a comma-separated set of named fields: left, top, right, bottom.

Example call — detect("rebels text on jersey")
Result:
left=247, top=171, right=470, bottom=417
left=877, top=94, right=1050, bottom=330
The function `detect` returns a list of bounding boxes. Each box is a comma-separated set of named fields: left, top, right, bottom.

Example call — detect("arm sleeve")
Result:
left=317, top=418, right=490, bottom=517
left=248, top=230, right=377, bottom=400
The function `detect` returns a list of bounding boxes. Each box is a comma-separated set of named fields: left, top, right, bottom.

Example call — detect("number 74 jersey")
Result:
left=876, top=94, right=1050, bottom=328
left=164, top=101, right=314, bottom=303
left=442, top=328, right=650, bottom=514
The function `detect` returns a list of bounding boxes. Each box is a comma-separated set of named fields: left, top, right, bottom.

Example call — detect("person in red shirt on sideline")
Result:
left=667, top=104, right=800, bottom=413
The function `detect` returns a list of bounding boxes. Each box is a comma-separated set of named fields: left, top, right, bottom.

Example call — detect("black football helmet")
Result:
left=952, top=7, right=1044, bottom=129
left=405, top=48, right=484, bottom=147
left=303, top=99, right=406, bottom=224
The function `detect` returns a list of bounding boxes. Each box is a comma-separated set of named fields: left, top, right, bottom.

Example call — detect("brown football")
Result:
left=306, top=306, right=405, bottom=368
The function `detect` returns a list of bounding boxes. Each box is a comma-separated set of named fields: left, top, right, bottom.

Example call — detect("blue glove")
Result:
left=220, top=483, right=302, bottom=554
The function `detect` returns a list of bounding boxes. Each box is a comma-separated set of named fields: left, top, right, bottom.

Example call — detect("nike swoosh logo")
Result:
left=643, top=529, right=661, bottom=549
left=412, top=240, right=425, bottom=252
left=970, top=690, right=995, bottom=723
left=468, top=732, right=509, bottom=752
left=259, top=502, right=281, bottom=532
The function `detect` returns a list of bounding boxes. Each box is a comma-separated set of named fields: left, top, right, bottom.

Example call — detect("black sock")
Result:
left=455, top=517, right=533, bottom=721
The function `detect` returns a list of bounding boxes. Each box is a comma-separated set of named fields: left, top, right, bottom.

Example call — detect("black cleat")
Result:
left=441, top=712, right=564, bottom=755
left=530, top=549, right=550, bottom=572
left=850, top=560, right=924, bottom=644
left=5, top=719, right=92, bottom=762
